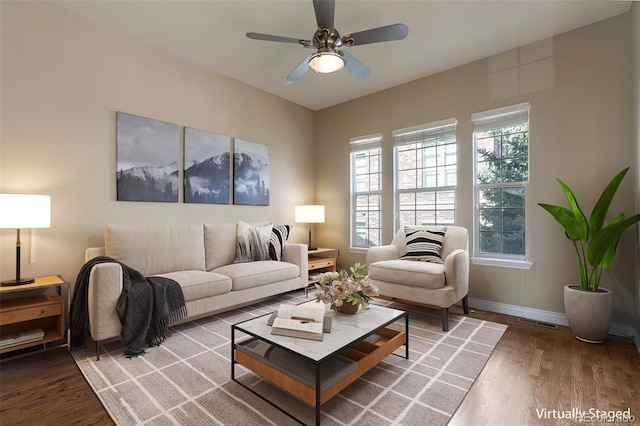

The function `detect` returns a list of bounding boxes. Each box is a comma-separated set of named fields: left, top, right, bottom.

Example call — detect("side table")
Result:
left=308, top=247, right=339, bottom=284
left=0, top=275, right=69, bottom=358
left=306, top=248, right=339, bottom=297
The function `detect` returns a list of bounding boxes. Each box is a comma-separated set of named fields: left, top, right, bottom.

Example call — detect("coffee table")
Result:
left=231, top=304, right=408, bottom=425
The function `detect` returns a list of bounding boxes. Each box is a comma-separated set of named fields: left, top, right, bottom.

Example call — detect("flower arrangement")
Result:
left=314, top=263, right=379, bottom=311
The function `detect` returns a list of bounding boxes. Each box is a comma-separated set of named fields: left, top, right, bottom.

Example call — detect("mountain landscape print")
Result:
left=233, top=139, right=269, bottom=206
left=116, top=112, right=179, bottom=202
left=184, top=127, right=231, bottom=204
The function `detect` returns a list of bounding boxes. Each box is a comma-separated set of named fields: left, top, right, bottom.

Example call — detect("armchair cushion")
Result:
left=368, top=259, right=445, bottom=289
left=400, top=226, right=446, bottom=263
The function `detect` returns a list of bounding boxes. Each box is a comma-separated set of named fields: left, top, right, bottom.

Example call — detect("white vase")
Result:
left=564, top=284, right=613, bottom=343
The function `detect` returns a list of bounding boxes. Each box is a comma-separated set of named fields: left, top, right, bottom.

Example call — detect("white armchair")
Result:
left=366, top=226, right=469, bottom=331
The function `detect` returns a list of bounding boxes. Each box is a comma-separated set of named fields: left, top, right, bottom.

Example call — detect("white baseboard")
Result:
left=467, top=297, right=636, bottom=340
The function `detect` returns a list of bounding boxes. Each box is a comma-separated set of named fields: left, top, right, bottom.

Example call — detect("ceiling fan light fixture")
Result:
left=308, top=51, right=345, bottom=74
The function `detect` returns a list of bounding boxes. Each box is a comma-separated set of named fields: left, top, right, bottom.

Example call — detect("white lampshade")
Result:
left=295, top=205, right=325, bottom=223
left=308, top=52, right=345, bottom=74
left=0, top=194, right=51, bottom=229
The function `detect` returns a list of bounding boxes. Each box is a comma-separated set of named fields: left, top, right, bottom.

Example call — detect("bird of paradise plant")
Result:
left=538, top=167, right=640, bottom=292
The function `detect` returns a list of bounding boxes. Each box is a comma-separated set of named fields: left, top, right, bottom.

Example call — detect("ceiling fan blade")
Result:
left=287, top=55, right=311, bottom=81
left=313, top=0, right=335, bottom=30
left=345, top=23, right=408, bottom=46
left=342, top=51, right=371, bottom=79
left=246, top=32, right=303, bottom=44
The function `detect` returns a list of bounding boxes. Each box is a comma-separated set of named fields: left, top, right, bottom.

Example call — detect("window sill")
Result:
left=471, top=257, right=533, bottom=269
left=348, top=247, right=369, bottom=254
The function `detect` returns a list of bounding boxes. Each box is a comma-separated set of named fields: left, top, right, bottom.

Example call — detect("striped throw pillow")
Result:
left=401, top=226, right=446, bottom=263
left=234, top=221, right=273, bottom=263
left=269, top=224, right=290, bottom=261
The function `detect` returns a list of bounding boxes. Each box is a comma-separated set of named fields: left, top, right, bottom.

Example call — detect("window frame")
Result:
left=349, top=134, right=383, bottom=251
left=392, top=119, right=458, bottom=232
left=471, top=103, right=532, bottom=269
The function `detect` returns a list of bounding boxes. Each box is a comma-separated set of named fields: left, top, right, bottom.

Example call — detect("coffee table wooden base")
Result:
left=232, top=311, right=409, bottom=426
left=235, top=327, right=405, bottom=408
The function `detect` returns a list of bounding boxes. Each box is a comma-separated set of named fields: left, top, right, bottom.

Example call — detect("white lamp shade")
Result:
left=295, top=205, right=325, bottom=223
left=0, top=194, right=51, bottom=229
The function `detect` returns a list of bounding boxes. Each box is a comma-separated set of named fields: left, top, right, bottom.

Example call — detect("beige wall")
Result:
left=0, top=2, right=316, bottom=285
left=1, top=2, right=637, bottom=329
left=315, top=13, right=637, bottom=324
left=632, top=2, right=640, bottom=343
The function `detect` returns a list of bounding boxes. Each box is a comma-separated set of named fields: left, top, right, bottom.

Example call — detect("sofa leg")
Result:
left=441, top=308, right=449, bottom=332
left=96, top=341, right=101, bottom=361
left=462, top=295, right=469, bottom=314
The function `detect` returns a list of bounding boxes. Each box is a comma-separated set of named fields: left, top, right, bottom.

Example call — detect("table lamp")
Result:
left=0, top=194, right=51, bottom=286
left=295, top=205, right=325, bottom=251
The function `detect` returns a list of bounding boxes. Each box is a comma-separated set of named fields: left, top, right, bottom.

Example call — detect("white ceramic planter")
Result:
left=564, top=284, right=613, bottom=343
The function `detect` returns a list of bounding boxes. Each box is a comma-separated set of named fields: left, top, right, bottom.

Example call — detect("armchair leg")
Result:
left=462, top=295, right=469, bottom=314
left=441, top=308, right=449, bottom=331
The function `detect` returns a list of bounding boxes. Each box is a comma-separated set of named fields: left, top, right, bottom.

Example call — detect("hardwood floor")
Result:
left=1, top=307, right=638, bottom=426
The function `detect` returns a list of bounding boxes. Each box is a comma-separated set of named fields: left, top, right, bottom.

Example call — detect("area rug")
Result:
left=72, top=290, right=507, bottom=425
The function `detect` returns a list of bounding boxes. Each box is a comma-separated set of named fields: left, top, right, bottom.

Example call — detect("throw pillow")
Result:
left=234, top=221, right=273, bottom=263
left=269, top=224, right=290, bottom=261
left=401, top=226, right=447, bottom=263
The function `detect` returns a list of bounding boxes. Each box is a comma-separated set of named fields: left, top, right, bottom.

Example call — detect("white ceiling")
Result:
left=50, top=0, right=631, bottom=111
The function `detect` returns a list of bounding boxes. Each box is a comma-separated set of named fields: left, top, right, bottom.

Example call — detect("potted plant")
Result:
left=538, top=166, right=640, bottom=342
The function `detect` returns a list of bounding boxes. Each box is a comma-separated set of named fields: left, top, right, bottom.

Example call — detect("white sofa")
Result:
left=366, top=226, right=469, bottom=331
left=84, top=222, right=308, bottom=357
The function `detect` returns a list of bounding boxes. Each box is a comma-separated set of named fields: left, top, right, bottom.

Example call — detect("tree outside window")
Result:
left=473, top=104, right=529, bottom=261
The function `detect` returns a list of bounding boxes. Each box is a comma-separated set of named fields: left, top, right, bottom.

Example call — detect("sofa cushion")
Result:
left=104, top=223, right=205, bottom=276
left=400, top=226, right=446, bottom=264
left=368, top=259, right=445, bottom=289
left=234, top=221, right=273, bottom=263
left=204, top=223, right=238, bottom=270
left=269, top=224, right=290, bottom=261
left=213, top=261, right=300, bottom=291
left=153, top=270, right=232, bottom=303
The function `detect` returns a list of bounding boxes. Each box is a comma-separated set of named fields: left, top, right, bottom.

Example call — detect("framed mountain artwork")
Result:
left=116, top=112, right=179, bottom=202
left=184, top=127, right=231, bottom=204
left=233, top=139, right=269, bottom=206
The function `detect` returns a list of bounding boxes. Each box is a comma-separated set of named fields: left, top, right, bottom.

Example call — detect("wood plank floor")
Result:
left=1, top=306, right=638, bottom=426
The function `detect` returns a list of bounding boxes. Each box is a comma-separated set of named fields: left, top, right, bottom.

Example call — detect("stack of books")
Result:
left=0, top=329, right=45, bottom=349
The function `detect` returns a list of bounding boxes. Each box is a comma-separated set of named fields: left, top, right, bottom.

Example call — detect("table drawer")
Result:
left=0, top=294, right=62, bottom=326
left=308, top=257, right=336, bottom=271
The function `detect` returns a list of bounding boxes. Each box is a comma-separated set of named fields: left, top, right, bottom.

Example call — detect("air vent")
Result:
left=517, top=317, right=559, bottom=330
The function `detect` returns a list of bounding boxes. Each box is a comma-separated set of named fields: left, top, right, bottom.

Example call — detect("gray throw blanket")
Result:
left=70, top=256, right=187, bottom=357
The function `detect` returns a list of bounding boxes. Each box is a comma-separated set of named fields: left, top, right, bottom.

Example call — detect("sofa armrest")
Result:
left=444, top=249, right=469, bottom=300
left=366, top=245, right=400, bottom=266
left=282, top=243, right=308, bottom=282
left=88, top=262, right=123, bottom=341
left=85, top=247, right=106, bottom=262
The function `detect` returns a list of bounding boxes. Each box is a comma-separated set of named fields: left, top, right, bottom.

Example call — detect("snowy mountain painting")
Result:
left=116, top=112, right=179, bottom=202
left=233, top=139, right=269, bottom=206
left=184, top=127, right=231, bottom=204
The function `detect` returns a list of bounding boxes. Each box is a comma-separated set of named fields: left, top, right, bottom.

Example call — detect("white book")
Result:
left=0, top=328, right=45, bottom=349
left=270, top=304, right=325, bottom=341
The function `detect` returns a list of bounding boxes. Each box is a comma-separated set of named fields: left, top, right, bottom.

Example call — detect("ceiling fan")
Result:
left=246, top=0, right=408, bottom=81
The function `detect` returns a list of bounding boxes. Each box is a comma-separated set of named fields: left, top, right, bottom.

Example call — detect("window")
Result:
left=350, top=134, right=382, bottom=249
left=472, top=103, right=531, bottom=268
left=393, top=119, right=457, bottom=230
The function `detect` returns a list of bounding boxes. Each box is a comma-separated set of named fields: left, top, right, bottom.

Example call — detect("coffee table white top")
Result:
left=233, top=303, right=406, bottom=362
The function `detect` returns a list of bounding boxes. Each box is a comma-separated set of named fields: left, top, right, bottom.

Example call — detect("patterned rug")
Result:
left=72, top=290, right=507, bottom=425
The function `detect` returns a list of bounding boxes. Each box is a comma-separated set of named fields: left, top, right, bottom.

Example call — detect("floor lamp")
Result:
left=0, top=194, right=51, bottom=286
left=295, top=205, right=325, bottom=251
